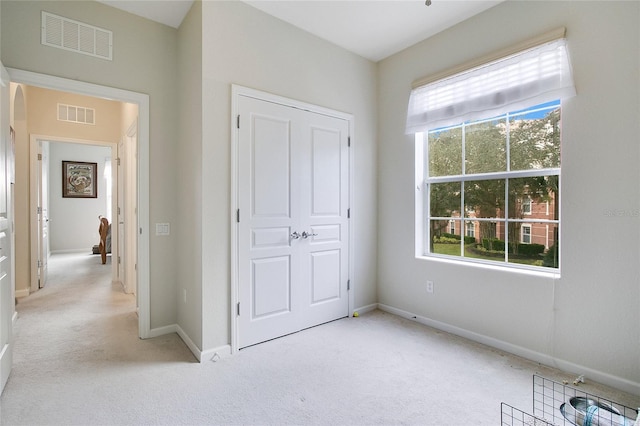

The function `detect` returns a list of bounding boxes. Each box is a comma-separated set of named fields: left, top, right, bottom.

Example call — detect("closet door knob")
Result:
left=290, top=231, right=301, bottom=240
left=301, top=231, right=318, bottom=239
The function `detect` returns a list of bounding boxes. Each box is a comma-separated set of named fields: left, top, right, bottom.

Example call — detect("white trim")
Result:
left=8, top=68, right=151, bottom=340
left=15, top=289, right=29, bottom=299
left=148, top=324, right=231, bottom=363
left=30, top=134, right=118, bottom=291
left=230, top=84, right=355, bottom=352
left=353, top=303, right=378, bottom=315
left=201, top=345, right=232, bottom=363
left=378, top=303, right=640, bottom=396
left=49, top=249, right=90, bottom=254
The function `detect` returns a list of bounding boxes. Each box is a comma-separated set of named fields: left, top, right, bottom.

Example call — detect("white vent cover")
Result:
left=58, top=104, right=96, bottom=125
left=41, top=11, right=113, bottom=61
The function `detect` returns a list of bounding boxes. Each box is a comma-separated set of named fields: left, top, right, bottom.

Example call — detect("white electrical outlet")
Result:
left=426, top=280, right=434, bottom=293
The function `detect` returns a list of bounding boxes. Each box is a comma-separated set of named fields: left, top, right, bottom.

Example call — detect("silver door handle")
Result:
left=301, top=231, right=318, bottom=239
left=290, top=231, right=301, bottom=240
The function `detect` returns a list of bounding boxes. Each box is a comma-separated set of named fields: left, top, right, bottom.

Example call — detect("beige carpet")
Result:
left=1, top=252, right=637, bottom=425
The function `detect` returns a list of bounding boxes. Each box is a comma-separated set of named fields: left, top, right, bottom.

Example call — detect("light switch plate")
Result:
left=156, top=223, right=170, bottom=236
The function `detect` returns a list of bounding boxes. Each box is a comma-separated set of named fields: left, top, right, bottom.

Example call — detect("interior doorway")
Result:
left=29, top=136, right=119, bottom=290
left=8, top=68, right=151, bottom=339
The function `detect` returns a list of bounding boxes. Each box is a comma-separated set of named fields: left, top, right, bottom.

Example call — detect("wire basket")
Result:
left=501, top=375, right=639, bottom=426
left=502, top=402, right=556, bottom=425
left=532, top=375, right=638, bottom=426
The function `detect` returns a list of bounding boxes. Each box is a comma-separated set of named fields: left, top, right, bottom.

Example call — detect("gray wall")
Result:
left=1, top=0, right=179, bottom=329
left=177, top=1, right=203, bottom=349
left=198, top=1, right=379, bottom=351
left=377, top=0, right=639, bottom=392
left=48, top=143, right=111, bottom=252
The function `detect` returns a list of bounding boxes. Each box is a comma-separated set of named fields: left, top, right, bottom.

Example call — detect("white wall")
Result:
left=197, top=1, right=378, bottom=352
left=48, top=142, right=111, bottom=252
left=1, top=1, right=179, bottom=328
left=377, top=1, right=639, bottom=393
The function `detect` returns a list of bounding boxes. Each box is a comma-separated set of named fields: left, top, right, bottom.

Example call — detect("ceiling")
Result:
left=98, top=0, right=504, bottom=62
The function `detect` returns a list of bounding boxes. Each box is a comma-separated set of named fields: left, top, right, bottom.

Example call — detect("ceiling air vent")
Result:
left=41, top=11, right=113, bottom=61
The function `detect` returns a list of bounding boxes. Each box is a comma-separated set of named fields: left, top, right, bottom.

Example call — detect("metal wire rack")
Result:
left=532, top=375, right=638, bottom=426
left=501, top=375, right=639, bottom=426
left=502, top=402, right=555, bottom=425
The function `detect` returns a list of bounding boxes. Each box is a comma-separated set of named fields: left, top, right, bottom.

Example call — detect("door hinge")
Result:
left=347, top=279, right=351, bottom=291
left=118, top=256, right=121, bottom=265
left=348, top=136, right=351, bottom=147
left=347, top=208, right=350, bottom=219
left=37, top=260, right=42, bottom=268
left=237, top=115, right=240, bottom=129
left=237, top=209, right=240, bottom=223
left=37, top=206, right=42, bottom=214
left=237, top=302, right=240, bottom=316
left=118, top=206, right=121, bottom=215
left=117, top=157, right=121, bottom=166
left=37, top=153, right=43, bottom=161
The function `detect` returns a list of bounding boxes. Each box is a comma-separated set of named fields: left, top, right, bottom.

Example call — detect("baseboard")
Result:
left=15, top=289, right=30, bottom=299
left=354, top=303, right=378, bottom=315
left=148, top=323, right=231, bottom=364
left=200, top=344, right=232, bottom=363
left=50, top=249, right=91, bottom=254
left=377, top=303, right=640, bottom=396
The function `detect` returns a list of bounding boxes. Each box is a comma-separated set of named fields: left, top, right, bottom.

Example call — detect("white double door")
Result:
left=237, top=95, right=350, bottom=349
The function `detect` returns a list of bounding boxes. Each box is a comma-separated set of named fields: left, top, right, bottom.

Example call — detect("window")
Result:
left=522, top=197, right=532, bottom=215
left=521, top=224, right=532, bottom=244
left=420, top=101, right=560, bottom=269
left=465, top=221, right=475, bottom=238
left=408, top=32, right=574, bottom=271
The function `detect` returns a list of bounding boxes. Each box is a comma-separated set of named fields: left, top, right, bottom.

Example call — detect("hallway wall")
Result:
left=1, top=1, right=179, bottom=328
left=48, top=142, right=112, bottom=252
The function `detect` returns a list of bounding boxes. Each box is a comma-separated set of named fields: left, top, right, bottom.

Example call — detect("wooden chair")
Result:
left=98, top=216, right=110, bottom=264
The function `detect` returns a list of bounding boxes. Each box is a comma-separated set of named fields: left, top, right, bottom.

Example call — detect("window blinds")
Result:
left=405, top=32, right=576, bottom=134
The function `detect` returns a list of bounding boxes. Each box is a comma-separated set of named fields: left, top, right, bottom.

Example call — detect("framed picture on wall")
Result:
left=62, top=161, right=97, bottom=198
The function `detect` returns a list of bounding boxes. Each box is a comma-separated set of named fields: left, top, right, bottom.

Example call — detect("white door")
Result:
left=116, top=121, right=138, bottom=297
left=30, top=140, right=49, bottom=290
left=38, top=141, right=49, bottom=288
left=237, top=95, right=350, bottom=349
left=117, top=140, right=126, bottom=289
left=0, top=63, right=14, bottom=393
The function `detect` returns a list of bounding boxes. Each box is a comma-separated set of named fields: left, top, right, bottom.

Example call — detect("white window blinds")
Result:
left=406, top=34, right=576, bottom=134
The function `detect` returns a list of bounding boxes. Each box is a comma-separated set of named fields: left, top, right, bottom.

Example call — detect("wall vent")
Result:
left=58, top=104, right=96, bottom=125
left=41, top=11, right=113, bottom=61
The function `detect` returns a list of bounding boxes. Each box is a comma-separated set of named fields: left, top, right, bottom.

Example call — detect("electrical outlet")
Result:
left=426, top=280, right=434, bottom=294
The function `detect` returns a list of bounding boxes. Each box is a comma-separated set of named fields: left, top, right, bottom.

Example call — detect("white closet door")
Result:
left=237, top=95, right=349, bottom=349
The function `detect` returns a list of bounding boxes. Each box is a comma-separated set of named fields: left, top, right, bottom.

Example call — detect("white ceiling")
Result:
left=98, top=0, right=503, bottom=62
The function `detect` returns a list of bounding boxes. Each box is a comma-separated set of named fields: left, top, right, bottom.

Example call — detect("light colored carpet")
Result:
left=1, top=252, right=637, bottom=425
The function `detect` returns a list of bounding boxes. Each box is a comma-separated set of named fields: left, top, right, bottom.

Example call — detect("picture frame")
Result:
left=62, top=161, right=98, bottom=198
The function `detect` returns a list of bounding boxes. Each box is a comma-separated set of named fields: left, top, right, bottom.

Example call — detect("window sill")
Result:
left=415, top=254, right=561, bottom=279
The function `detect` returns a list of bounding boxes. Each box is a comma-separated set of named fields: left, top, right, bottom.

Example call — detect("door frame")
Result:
left=9, top=68, right=151, bottom=339
left=29, top=135, right=118, bottom=290
left=230, top=85, right=355, bottom=353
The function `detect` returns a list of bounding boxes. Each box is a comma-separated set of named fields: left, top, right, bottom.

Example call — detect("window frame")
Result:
left=415, top=102, right=561, bottom=273
left=521, top=224, right=532, bottom=244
